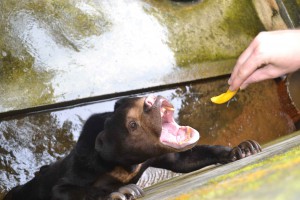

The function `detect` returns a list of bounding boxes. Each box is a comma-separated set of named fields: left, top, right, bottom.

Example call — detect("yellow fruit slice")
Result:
left=211, top=90, right=238, bottom=104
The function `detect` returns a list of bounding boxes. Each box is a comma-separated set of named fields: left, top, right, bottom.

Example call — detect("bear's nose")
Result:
left=145, top=95, right=157, bottom=109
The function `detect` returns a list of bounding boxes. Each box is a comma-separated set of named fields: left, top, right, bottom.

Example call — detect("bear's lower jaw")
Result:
left=159, top=99, right=200, bottom=149
left=160, top=124, right=200, bottom=150
left=145, top=95, right=200, bottom=150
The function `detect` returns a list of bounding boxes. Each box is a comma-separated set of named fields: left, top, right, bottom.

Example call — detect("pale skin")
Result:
left=228, top=30, right=300, bottom=91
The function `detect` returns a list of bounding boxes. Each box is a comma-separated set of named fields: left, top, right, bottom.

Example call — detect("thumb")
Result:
left=240, top=64, right=282, bottom=89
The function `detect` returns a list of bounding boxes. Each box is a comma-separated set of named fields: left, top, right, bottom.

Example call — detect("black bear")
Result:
left=4, top=95, right=261, bottom=200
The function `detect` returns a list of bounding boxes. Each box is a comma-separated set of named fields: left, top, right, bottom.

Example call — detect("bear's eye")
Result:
left=129, top=121, right=138, bottom=131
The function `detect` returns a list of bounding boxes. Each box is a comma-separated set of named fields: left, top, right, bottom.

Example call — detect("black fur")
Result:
left=4, top=96, right=261, bottom=200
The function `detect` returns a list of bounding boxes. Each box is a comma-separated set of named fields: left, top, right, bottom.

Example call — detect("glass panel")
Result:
left=0, top=78, right=296, bottom=196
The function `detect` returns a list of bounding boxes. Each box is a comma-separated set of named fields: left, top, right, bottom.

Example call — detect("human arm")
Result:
left=228, top=30, right=300, bottom=91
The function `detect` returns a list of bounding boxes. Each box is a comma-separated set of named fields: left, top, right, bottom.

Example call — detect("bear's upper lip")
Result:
left=145, top=95, right=200, bottom=150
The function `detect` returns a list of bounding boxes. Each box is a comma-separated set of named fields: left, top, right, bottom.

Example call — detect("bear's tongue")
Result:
left=159, top=103, right=200, bottom=149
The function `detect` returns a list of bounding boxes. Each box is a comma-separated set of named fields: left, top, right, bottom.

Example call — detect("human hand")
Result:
left=228, top=30, right=300, bottom=91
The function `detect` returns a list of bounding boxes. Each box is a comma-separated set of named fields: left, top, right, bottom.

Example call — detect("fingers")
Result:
left=228, top=35, right=262, bottom=90
left=239, top=64, right=281, bottom=89
left=229, top=48, right=265, bottom=91
left=228, top=31, right=277, bottom=91
left=229, top=30, right=300, bottom=90
left=229, top=36, right=258, bottom=86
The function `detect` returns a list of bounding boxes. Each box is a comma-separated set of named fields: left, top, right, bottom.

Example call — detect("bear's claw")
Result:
left=109, top=184, right=144, bottom=200
left=229, top=140, right=262, bottom=161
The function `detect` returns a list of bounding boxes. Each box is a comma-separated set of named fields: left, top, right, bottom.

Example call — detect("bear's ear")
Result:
left=114, top=97, right=131, bottom=111
left=95, top=130, right=106, bottom=152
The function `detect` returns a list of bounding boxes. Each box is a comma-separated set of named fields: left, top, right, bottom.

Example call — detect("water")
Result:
left=0, top=0, right=264, bottom=113
left=0, top=77, right=296, bottom=198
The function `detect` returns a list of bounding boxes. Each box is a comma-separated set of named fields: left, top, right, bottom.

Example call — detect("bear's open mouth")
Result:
left=159, top=98, right=200, bottom=149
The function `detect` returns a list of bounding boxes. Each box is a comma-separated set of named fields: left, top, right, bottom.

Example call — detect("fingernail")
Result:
left=228, top=78, right=232, bottom=85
